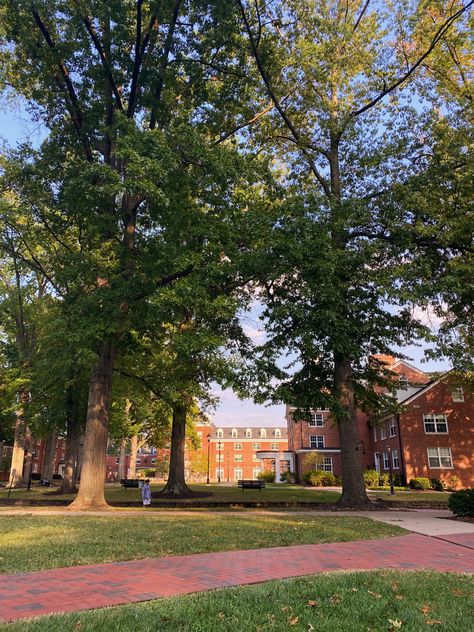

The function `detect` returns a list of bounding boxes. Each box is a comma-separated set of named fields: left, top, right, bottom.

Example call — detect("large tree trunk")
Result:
left=9, top=388, right=30, bottom=487
left=68, top=340, right=115, bottom=510
left=61, top=410, right=81, bottom=494
left=162, top=403, right=191, bottom=495
left=335, top=357, right=370, bottom=507
left=41, top=431, right=57, bottom=481
left=128, top=434, right=139, bottom=479
left=117, top=437, right=127, bottom=480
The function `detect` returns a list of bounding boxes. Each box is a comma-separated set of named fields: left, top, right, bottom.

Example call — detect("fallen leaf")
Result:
left=426, top=620, right=442, bottom=626
left=395, top=595, right=404, bottom=600
left=351, top=587, right=359, bottom=592
left=420, top=604, right=431, bottom=616
left=308, top=624, right=314, bottom=631
left=307, top=600, right=318, bottom=607
left=368, top=590, right=382, bottom=599
left=451, top=588, right=464, bottom=597
left=218, top=612, right=225, bottom=620
left=330, top=594, right=342, bottom=605
left=388, top=619, right=403, bottom=630
left=281, top=606, right=290, bottom=612
left=289, top=616, right=299, bottom=626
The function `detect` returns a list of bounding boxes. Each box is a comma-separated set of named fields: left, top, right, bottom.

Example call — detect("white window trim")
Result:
left=389, top=419, right=397, bottom=437
left=423, top=414, right=449, bottom=435
left=217, top=429, right=224, bottom=438
left=382, top=452, right=390, bottom=470
left=452, top=387, right=464, bottom=403
left=392, top=449, right=400, bottom=469
left=309, top=435, right=325, bottom=449
left=427, top=447, right=453, bottom=469
left=380, top=426, right=387, bottom=440
left=274, top=429, right=281, bottom=438
left=231, top=428, right=238, bottom=438
left=309, top=413, right=324, bottom=427
left=234, top=443, right=242, bottom=451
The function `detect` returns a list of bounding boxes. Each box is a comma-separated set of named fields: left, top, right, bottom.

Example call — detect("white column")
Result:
left=274, top=455, right=281, bottom=483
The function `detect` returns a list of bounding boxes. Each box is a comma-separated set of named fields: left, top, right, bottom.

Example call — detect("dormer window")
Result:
left=216, top=428, right=224, bottom=438
left=245, top=428, right=252, bottom=438
left=259, top=428, right=266, bottom=438
left=274, top=428, right=281, bottom=438
left=231, top=428, right=238, bottom=438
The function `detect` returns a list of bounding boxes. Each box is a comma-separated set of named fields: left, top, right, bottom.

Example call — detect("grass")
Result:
left=1, top=570, right=472, bottom=631
left=0, top=514, right=404, bottom=574
left=0, top=483, right=341, bottom=505
left=0, top=483, right=451, bottom=505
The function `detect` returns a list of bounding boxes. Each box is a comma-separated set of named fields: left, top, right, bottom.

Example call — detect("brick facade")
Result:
left=286, top=357, right=473, bottom=489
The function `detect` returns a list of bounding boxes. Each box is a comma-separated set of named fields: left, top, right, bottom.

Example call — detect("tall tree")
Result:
left=1, top=0, right=256, bottom=508
left=236, top=0, right=472, bottom=505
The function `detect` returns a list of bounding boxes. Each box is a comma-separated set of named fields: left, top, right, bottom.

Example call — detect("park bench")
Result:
left=237, top=479, right=266, bottom=492
left=120, top=478, right=140, bottom=489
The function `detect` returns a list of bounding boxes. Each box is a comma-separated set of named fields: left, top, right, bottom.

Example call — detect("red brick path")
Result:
left=1, top=533, right=473, bottom=623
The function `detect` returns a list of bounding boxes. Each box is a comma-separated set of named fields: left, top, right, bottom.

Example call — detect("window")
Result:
left=427, top=447, right=453, bottom=469
left=259, top=428, right=267, bottom=438
left=115, top=458, right=120, bottom=464
left=392, top=449, right=400, bottom=469
left=389, top=418, right=397, bottom=437
left=424, top=414, right=448, bottom=434
left=234, top=468, right=243, bottom=480
left=136, top=459, right=141, bottom=465
left=383, top=452, right=390, bottom=470
left=231, top=428, right=238, bottom=438
left=373, top=426, right=377, bottom=442
left=217, top=428, right=224, bottom=438
left=253, top=468, right=261, bottom=478
left=234, top=443, right=242, bottom=451
left=270, top=443, right=279, bottom=450
left=234, top=455, right=243, bottom=462
left=380, top=425, right=387, bottom=440
left=151, top=458, right=156, bottom=464
left=252, top=443, right=261, bottom=450
left=245, top=428, right=252, bottom=438
left=316, top=457, right=332, bottom=472
left=309, top=413, right=324, bottom=427
left=274, top=429, right=281, bottom=438
left=452, top=387, right=464, bottom=403
left=216, top=468, right=224, bottom=480
left=310, top=435, right=324, bottom=449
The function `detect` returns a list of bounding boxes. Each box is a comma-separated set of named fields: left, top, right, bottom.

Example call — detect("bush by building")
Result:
left=409, top=477, right=432, bottom=490
left=448, top=489, right=474, bottom=517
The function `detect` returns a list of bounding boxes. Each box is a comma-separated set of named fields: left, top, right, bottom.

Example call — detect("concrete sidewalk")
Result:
left=0, top=532, right=473, bottom=623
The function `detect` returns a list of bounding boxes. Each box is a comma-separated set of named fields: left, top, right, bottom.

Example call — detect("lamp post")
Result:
left=387, top=446, right=395, bottom=495
left=206, top=434, right=210, bottom=484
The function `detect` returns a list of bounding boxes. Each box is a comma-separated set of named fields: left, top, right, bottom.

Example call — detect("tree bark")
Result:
left=117, top=437, right=127, bottom=480
left=9, top=388, right=30, bottom=487
left=61, top=401, right=82, bottom=494
left=162, top=403, right=191, bottom=495
left=41, top=431, right=57, bottom=481
left=128, top=434, right=140, bottom=479
left=22, top=425, right=33, bottom=486
left=68, top=340, right=115, bottom=509
left=335, top=357, right=370, bottom=506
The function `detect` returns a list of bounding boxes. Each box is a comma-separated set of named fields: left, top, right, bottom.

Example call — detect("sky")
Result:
left=0, top=104, right=451, bottom=429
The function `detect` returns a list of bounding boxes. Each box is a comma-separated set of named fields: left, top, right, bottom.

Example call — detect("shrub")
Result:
left=143, top=469, right=156, bottom=478
left=446, top=474, right=460, bottom=491
left=379, top=473, right=390, bottom=487
left=280, top=471, right=295, bottom=483
left=257, top=471, right=275, bottom=483
left=392, top=473, right=405, bottom=487
left=303, top=470, right=336, bottom=486
left=363, top=469, right=380, bottom=488
left=430, top=478, right=445, bottom=492
left=409, top=477, right=432, bottom=490
left=449, top=489, right=474, bottom=517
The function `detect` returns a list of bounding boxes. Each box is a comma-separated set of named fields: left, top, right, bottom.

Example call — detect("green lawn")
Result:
left=0, top=483, right=341, bottom=505
left=0, top=483, right=451, bottom=506
left=1, top=571, right=471, bottom=631
left=0, top=514, right=404, bottom=574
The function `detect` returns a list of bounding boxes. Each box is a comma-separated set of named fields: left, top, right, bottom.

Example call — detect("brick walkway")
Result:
left=1, top=533, right=473, bottom=623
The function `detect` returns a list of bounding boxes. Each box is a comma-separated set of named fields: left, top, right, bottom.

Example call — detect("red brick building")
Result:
left=286, top=357, right=473, bottom=489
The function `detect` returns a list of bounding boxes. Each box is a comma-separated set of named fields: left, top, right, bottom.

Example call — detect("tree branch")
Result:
left=81, top=13, right=124, bottom=111
left=215, top=101, right=274, bottom=144
left=350, top=1, right=474, bottom=118
left=237, top=0, right=331, bottom=198
left=31, top=10, right=93, bottom=162
left=149, top=0, right=183, bottom=130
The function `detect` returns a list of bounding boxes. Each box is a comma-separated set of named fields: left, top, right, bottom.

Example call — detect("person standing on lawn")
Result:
left=141, top=479, right=151, bottom=507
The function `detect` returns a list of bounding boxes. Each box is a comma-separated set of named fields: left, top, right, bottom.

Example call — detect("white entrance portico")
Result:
left=256, top=450, right=295, bottom=483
